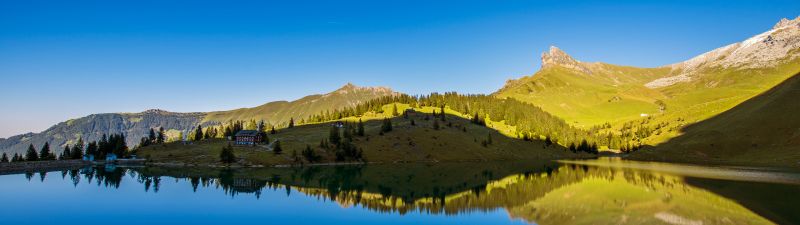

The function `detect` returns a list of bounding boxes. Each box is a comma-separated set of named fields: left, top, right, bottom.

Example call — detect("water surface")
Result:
left=1, top=159, right=798, bottom=225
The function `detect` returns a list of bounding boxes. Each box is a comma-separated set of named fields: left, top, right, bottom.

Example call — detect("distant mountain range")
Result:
left=0, top=83, right=397, bottom=155
left=3, top=16, right=799, bottom=166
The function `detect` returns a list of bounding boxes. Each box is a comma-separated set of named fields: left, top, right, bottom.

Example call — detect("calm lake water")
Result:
left=1, top=158, right=799, bottom=225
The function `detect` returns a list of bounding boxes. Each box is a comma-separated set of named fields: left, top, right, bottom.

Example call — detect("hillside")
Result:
left=0, top=83, right=396, bottom=156
left=203, top=83, right=398, bottom=126
left=495, top=17, right=800, bottom=147
left=631, top=72, right=800, bottom=167
left=137, top=108, right=584, bottom=167
left=0, top=110, right=204, bottom=156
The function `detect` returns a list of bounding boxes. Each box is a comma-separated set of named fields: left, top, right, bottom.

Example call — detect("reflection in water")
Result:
left=17, top=160, right=800, bottom=225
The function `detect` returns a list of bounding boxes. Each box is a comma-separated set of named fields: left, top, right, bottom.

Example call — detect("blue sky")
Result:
left=1, top=0, right=798, bottom=137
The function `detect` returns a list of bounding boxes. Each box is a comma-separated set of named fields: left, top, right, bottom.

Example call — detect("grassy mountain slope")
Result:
left=496, top=17, right=800, bottom=149
left=0, top=83, right=396, bottom=156
left=495, top=56, right=671, bottom=126
left=631, top=72, right=800, bottom=167
left=137, top=107, right=584, bottom=167
left=203, top=83, right=397, bottom=126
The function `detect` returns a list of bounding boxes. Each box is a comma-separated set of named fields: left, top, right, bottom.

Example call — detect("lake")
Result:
left=1, top=158, right=799, bottom=225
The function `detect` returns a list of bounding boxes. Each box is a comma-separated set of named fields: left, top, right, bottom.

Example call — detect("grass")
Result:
left=495, top=57, right=800, bottom=150
left=137, top=107, right=588, bottom=167
left=631, top=70, right=800, bottom=168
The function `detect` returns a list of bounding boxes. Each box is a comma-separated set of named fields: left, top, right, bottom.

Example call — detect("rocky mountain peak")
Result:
left=541, top=46, right=591, bottom=74
left=332, top=83, right=395, bottom=95
left=773, top=16, right=800, bottom=30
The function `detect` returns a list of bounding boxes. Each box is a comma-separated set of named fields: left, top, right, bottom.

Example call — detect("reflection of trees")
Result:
left=18, top=162, right=781, bottom=225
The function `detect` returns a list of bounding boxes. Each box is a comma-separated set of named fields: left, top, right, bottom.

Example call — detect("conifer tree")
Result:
left=148, top=128, right=157, bottom=144
left=288, top=118, right=295, bottom=128
left=157, top=127, right=165, bottom=143
left=39, top=142, right=53, bottom=160
left=329, top=125, right=341, bottom=145
left=61, top=145, right=71, bottom=160
left=273, top=140, right=283, bottom=155
left=392, top=104, right=399, bottom=116
left=1, top=153, right=8, bottom=163
left=440, top=105, right=446, bottom=121
left=194, top=125, right=204, bottom=141
left=26, top=144, right=39, bottom=161
left=12, top=153, right=20, bottom=162
left=357, top=119, right=365, bottom=136
left=72, top=138, right=84, bottom=159
left=220, top=143, right=236, bottom=164
left=270, top=126, right=276, bottom=134
left=86, top=141, right=98, bottom=158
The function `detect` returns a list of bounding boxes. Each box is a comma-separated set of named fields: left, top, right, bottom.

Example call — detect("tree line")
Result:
left=1, top=133, right=128, bottom=163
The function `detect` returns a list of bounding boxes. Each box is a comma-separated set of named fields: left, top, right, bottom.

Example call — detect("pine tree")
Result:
left=219, top=143, right=236, bottom=164
left=288, top=118, right=295, bottom=128
left=381, top=118, right=393, bottom=133
left=194, top=125, right=204, bottom=141
left=71, top=141, right=84, bottom=159
left=86, top=141, right=98, bottom=158
left=39, top=142, right=53, bottom=160
left=439, top=105, right=446, bottom=121
left=357, top=119, right=365, bottom=136
left=157, top=127, right=165, bottom=143
left=61, top=145, right=71, bottom=160
left=26, top=144, right=39, bottom=161
left=329, top=125, right=341, bottom=145
left=147, top=128, right=156, bottom=143
left=568, top=143, right=577, bottom=153
left=1, top=153, right=8, bottom=163
left=270, top=126, right=276, bottom=134
left=544, top=136, right=553, bottom=147
left=12, top=153, right=20, bottom=162
left=392, top=104, right=399, bottom=116
left=273, top=140, right=283, bottom=155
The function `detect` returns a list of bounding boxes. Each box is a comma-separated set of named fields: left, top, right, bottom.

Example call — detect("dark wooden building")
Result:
left=234, top=130, right=262, bottom=146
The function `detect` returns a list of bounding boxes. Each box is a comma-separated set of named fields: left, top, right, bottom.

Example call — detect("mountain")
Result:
left=203, top=83, right=398, bottom=126
left=495, top=16, right=800, bottom=144
left=0, top=83, right=397, bottom=155
left=0, top=109, right=204, bottom=156
left=631, top=71, right=800, bottom=167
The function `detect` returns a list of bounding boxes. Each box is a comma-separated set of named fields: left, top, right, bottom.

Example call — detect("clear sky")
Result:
left=1, top=0, right=799, bottom=138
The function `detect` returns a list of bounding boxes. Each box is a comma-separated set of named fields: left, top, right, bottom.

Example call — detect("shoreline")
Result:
left=0, top=160, right=91, bottom=175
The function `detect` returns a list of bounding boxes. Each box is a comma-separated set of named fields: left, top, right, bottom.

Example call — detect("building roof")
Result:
left=235, top=130, right=260, bottom=136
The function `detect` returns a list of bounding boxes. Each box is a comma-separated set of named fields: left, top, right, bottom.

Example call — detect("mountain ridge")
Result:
left=0, top=83, right=397, bottom=155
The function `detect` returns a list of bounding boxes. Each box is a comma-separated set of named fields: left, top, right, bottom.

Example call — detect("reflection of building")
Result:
left=234, top=130, right=261, bottom=145
left=230, top=178, right=267, bottom=193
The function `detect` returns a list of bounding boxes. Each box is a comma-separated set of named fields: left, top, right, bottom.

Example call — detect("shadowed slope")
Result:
left=632, top=72, right=800, bottom=167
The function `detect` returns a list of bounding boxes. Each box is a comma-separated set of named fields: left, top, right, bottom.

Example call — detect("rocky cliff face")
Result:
left=0, top=109, right=205, bottom=156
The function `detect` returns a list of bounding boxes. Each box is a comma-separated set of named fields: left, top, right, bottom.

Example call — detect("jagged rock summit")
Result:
left=541, top=46, right=592, bottom=74
left=330, top=82, right=396, bottom=96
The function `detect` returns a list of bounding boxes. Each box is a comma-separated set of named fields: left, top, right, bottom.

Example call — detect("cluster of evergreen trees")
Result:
left=300, top=92, right=614, bottom=152
left=320, top=122, right=365, bottom=162
left=2, top=133, right=127, bottom=163
left=139, top=127, right=166, bottom=147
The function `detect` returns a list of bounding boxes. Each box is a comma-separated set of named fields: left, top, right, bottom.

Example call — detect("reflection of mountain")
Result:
left=60, top=162, right=796, bottom=225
